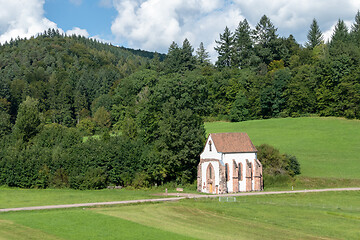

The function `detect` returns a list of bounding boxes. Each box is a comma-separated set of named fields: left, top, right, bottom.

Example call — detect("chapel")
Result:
left=197, top=132, right=263, bottom=194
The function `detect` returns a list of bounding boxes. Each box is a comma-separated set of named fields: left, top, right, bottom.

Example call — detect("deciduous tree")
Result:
left=13, top=96, right=41, bottom=142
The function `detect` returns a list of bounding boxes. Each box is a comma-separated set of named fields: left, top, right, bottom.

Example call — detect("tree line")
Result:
left=1, top=11, right=359, bottom=189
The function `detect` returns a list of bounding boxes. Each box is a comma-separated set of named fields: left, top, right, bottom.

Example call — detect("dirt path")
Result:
left=1, top=187, right=359, bottom=213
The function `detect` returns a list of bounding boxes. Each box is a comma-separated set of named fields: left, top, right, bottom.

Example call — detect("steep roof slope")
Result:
left=210, top=132, right=257, bottom=153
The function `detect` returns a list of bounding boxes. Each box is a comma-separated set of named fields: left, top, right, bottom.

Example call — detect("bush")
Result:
left=285, top=154, right=301, bottom=176
left=81, top=168, right=108, bottom=189
left=35, top=165, right=50, bottom=189
left=51, top=168, right=69, bottom=188
left=257, top=144, right=301, bottom=177
left=132, top=172, right=150, bottom=189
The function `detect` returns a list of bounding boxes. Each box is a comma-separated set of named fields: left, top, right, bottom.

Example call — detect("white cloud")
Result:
left=109, top=0, right=360, bottom=62
left=0, top=0, right=96, bottom=45
left=231, top=0, right=360, bottom=43
left=66, top=27, right=89, bottom=37
left=0, top=0, right=58, bottom=43
left=110, top=0, right=242, bottom=61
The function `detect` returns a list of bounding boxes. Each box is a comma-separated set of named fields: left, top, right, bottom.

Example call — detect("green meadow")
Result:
left=205, top=117, right=360, bottom=179
left=1, top=191, right=359, bottom=239
left=0, top=117, right=359, bottom=239
left=0, top=187, right=169, bottom=209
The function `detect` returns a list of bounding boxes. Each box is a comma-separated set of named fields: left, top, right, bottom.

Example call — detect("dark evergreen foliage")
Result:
left=233, top=19, right=254, bottom=68
left=306, top=19, right=324, bottom=49
left=215, top=26, right=234, bottom=68
left=195, top=42, right=210, bottom=65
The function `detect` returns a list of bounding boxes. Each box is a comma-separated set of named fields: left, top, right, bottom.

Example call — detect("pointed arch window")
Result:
left=209, top=140, right=212, bottom=152
left=225, top=163, right=229, bottom=181
left=238, top=163, right=243, bottom=181
left=207, top=163, right=215, bottom=181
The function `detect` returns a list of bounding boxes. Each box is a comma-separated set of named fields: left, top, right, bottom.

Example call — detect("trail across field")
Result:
left=1, top=187, right=359, bottom=213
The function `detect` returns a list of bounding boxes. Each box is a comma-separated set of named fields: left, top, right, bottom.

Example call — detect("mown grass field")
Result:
left=205, top=117, right=360, bottom=179
left=0, top=187, right=170, bottom=209
left=1, top=191, right=359, bottom=239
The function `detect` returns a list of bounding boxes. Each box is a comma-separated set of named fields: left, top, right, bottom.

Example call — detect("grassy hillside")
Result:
left=1, top=191, right=359, bottom=239
left=205, top=117, right=360, bottom=179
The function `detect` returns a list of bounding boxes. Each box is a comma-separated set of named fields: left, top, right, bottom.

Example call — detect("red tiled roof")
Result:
left=210, top=132, right=257, bottom=153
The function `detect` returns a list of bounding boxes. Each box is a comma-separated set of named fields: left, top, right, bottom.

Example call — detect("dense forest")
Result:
left=0, top=12, right=359, bottom=189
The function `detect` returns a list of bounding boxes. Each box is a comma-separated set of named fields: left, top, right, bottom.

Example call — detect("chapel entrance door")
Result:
left=206, top=163, right=215, bottom=193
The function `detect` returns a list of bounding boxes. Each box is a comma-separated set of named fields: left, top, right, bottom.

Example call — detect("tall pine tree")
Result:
left=252, top=15, right=278, bottom=64
left=305, top=18, right=324, bottom=49
left=181, top=38, right=196, bottom=71
left=215, top=26, right=234, bottom=68
left=196, top=42, right=210, bottom=65
left=233, top=19, right=254, bottom=68
left=351, top=10, right=360, bottom=46
left=165, top=41, right=181, bottom=73
left=331, top=19, right=349, bottom=44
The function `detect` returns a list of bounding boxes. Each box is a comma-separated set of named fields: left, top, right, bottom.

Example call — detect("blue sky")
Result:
left=44, top=0, right=117, bottom=41
left=0, top=0, right=359, bottom=61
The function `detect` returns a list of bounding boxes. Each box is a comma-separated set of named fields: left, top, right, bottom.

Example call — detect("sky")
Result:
left=0, top=0, right=359, bottom=61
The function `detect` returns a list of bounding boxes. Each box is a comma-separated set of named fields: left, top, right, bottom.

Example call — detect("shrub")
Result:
left=81, top=168, right=108, bottom=190
left=257, top=144, right=300, bottom=177
left=35, top=165, right=50, bottom=189
left=51, top=168, right=69, bottom=188
left=132, top=171, right=150, bottom=189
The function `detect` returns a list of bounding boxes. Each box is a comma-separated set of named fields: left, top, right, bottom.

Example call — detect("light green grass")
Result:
left=0, top=209, right=192, bottom=240
left=0, top=187, right=169, bottom=209
left=0, top=219, right=62, bottom=240
left=1, top=191, right=359, bottom=239
left=205, top=117, right=360, bottom=179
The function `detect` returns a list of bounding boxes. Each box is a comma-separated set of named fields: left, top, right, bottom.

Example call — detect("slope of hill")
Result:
left=205, top=117, right=360, bottom=179
left=0, top=31, right=162, bottom=125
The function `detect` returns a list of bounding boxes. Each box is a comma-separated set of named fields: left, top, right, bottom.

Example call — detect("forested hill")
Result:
left=0, top=30, right=164, bottom=125
left=0, top=12, right=360, bottom=190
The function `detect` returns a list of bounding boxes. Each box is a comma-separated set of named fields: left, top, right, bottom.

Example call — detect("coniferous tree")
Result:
left=165, top=40, right=196, bottom=72
left=150, top=52, right=162, bottom=71
left=331, top=19, right=349, bottom=44
left=305, top=18, right=324, bottom=49
left=253, top=15, right=278, bottom=45
left=351, top=10, right=360, bottom=46
left=233, top=19, right=254, bottom=68
left=196, top=42, right=210, bottom=65
left=181, top=38, right=196, bottom=71
left=252, top=15, right=278, bottom=64
left=215, top=26, right=234, bottom=68
left=165, top=41, right=181, bottom=72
